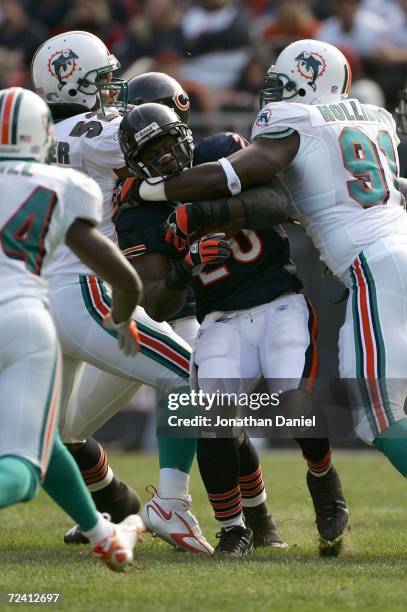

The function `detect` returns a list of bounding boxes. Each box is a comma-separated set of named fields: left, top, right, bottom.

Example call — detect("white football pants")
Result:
left=0, top=298, right=61, bottom=477
left=339, top=234, right=407, bottom=443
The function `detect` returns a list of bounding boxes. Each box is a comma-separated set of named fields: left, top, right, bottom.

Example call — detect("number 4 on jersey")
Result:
left=0, top=187, right=57, bottom=274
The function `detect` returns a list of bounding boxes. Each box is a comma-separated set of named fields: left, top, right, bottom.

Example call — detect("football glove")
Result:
left=165, top=233, right=231, bottom=290
left=103, top=313, right=141, bottom=356
left=112, top=177, right=141, bottom=221
left=166, top=204, right=196, bottom=241
left=164, top=227, right=188, bottom=253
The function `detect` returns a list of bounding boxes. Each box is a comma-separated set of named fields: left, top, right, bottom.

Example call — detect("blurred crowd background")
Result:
left=1, top=0, right=406, bottom=134
left=1, top=0, right=406, bottom=450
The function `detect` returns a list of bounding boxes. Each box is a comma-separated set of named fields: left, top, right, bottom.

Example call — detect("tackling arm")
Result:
left=186, top=179, right=290, bottom=232
left=139, top=133, right=299, bottom=203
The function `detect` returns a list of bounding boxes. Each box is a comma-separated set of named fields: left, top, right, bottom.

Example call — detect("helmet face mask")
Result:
left=32, top=31, right=128, bottom=112
left=138, top=133, right=193, bottom=179
left=119, top=103, right=194, bottom=182
left=259, top=71, right=298, bottom=107
left=259, top=40, right=352, bottom=108
left=395, top=86, right=407, bottom=136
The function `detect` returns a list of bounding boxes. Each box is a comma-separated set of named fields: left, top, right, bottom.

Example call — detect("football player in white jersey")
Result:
left=136, top=40, right=407, bottom=488
left=31, top=31, right=213, bottom=554
left=0, top=87, right=144, bottom=571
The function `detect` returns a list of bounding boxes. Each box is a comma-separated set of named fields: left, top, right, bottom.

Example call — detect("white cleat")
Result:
left=92, top=514, right=145, bottom=572
left=141, top=486, right=213, bottom=555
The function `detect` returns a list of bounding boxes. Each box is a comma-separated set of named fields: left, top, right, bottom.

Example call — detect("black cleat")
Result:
left=64, top=480, right=141, bottom=545
left=306, top=466, right=349, bottom=555
left=64, top=524, right=90, bottom=545
left=214, top=526, right=254, bottom=557
left=244, top=512, right=287, bottom=549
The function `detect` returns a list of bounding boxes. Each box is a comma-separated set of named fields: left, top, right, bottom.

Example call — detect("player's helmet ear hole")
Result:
left=298, top=88, right=306, bottom=97
left=68, top=89, right=77, bottom=97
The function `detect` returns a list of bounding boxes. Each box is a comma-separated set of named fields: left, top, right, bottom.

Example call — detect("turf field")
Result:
left=1, top=450, right=407, bottom=612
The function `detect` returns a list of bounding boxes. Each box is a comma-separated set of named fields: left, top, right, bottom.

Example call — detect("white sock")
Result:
left=159, top=468, right=189, bottom=499
left=82, top=513, right=114, bottom=545
left=220, top=514, right=245, bottom=531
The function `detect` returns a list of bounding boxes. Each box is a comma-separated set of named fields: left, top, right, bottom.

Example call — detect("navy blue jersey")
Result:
left=115, top=132, right=302, bottom=322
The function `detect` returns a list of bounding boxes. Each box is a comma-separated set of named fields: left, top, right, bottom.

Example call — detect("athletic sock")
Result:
left=0, top=455, right=40, bottom=508
left=69, top=437, right=113, bottom=492
left=82, top=513, right=114, bottom=546
left=374, top=418, right=407, bottom=477
left=295, top=437, right=332, bottom=476
left=197, top=437, right=244, bottom=528
left=157, top=436, right=197, bottom=475
left=159, top=468, right=189, bottom=499
left=42, top=433, right=99, bottom=532
left=237, top=432, right=267, bottom=509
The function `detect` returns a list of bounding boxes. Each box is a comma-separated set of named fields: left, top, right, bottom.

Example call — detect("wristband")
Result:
left=138, top=178, right=167, bottom=201
left=218, top=157, right=242, bottom=195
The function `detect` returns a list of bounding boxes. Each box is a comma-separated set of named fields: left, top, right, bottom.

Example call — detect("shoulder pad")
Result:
left=251, top=102, right=308, bottom=141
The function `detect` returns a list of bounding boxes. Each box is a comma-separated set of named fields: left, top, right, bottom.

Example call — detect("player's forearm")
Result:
left=187, top=182, right=289, bottom=231
left=142, top=281, right=187, bottom=322
left=165, top=162, right=229, bottom=202
left=110, top=286, right=141, bottom=323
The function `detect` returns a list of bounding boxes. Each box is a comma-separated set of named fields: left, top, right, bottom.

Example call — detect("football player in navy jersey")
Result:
left=114, top=83, right=349, bottom=555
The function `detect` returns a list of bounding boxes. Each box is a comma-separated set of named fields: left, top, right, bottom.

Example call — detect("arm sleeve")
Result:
left=46, top=169, right=103, bottom=250
left=61, top=170, right=103, bottom=241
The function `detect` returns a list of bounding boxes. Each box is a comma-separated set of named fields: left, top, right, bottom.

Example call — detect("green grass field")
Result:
left=1, top=450, right=407, bottom=612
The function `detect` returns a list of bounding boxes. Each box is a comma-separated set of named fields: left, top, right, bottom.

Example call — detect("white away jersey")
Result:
left=251, top=99, right=406, bottom=278
left=45, top=109, right=124, bottom=277
left=0, top=160, right=102, bottom=304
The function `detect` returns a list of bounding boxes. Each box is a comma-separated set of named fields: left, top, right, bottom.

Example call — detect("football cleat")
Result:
left=92, top=514, right=145, bottom=572
left=244, top=512, right=288, bottom=549
left=64, top=524, right=90, bottom=545
left=214, top=526, right=254, bottom=557
left=140, top=486, right=213, bottom=555
left=306, top=466, right=349, bottom=555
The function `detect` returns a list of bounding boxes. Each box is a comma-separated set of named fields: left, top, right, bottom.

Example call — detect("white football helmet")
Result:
left=260, top=39, right=352, bottom=107
left=31, top=30, right=127, bottom=111
left=0, top=87, right=53, bottom=163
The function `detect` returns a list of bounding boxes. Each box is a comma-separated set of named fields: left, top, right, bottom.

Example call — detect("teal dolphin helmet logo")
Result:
left=295, top=51, right=326, bottom=92
left=48, top=49, right=79, bottom=91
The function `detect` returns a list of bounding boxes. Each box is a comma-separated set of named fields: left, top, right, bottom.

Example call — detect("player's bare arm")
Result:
left=65, top=219, right=143, bottom=323
left=130, top=252, right=187, bottom=322
left=141, top=133, right=299, bottom=203
left=167, top=180, right=291, bottom=242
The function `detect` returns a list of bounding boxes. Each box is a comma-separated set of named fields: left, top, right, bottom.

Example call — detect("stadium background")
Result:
left=2, top=0, right=406, bottom=450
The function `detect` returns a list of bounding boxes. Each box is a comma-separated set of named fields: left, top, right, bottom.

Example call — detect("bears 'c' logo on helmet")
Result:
left=173, top=91, right=190, bottom=112
left=295, top=51, right=326, bottom=92
left=48, top=49, right=79, bottom=91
